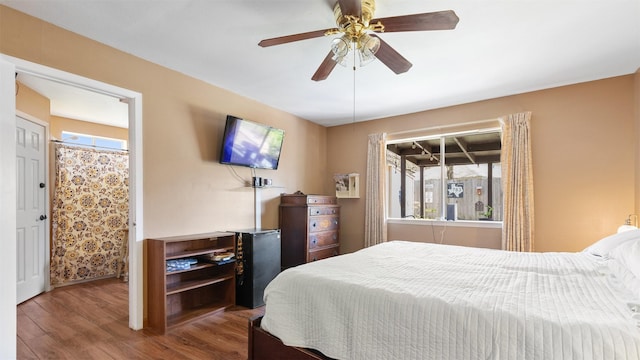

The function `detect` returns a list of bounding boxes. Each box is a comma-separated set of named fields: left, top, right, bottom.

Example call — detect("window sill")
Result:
left=387, top=218, right=503, bottom=229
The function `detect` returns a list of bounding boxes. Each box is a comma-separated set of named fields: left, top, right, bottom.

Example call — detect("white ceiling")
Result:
left=4, top=0, right=640, bottom=128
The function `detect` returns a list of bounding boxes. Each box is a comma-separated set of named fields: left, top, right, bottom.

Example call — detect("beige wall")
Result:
left=2, top=6, right=328, bottom=239
left=16, top=81, right=50, bottom=121
left=387, top=222, right=502, bottom=250
left=328, top=75, right=637, bottom=253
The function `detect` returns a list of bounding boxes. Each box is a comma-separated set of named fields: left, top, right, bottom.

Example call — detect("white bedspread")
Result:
left=261, top=241, right=640, bottom=360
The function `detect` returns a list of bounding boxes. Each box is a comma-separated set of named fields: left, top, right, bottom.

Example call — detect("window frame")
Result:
left=386, top=127, right=502, bottom=224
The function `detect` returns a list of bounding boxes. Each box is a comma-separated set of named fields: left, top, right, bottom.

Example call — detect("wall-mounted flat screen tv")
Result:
left=219, top=115, right=285, bottom=170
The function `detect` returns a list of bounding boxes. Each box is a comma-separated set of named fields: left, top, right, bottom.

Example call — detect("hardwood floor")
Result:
left=17, top=278, right=264, bottom=359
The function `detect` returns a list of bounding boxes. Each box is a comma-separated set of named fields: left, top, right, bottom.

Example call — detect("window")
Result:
left=61, top=131, right=127, bottom=150
left=387, top=129, right=502, bottom=221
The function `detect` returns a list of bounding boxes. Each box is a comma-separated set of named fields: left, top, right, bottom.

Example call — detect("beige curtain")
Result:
left=364, top=133, right=387, bottom=248
left=51, top=144, right=129, bottom=285
left=500, top=112, right=534, bottom=251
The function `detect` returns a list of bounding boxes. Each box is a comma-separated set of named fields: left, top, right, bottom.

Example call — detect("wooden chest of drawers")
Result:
left=279, top=193, right=340, bottom=269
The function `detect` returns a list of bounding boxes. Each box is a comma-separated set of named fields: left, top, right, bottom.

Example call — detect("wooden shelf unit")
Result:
left=147, top=232, right=236, bottom=333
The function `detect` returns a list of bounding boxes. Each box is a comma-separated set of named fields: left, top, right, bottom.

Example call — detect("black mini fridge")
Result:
left=235, top=229, right=281, bottom=308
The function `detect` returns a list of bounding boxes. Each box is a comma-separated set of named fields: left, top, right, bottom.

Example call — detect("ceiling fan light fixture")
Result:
left=357, top=33, right=380, bottom=66
left=331, top=35, right=351, bottom=67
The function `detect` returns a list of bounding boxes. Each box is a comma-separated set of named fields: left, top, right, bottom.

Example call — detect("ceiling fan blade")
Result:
left=259, top=29, right=336, bottom=47
left=372, top=10, right=459, bottom=32
left=370, top=34, right=412, bottom=74
left=337, top=0, right=361, bottom=17
left=311, top=51, right=338, bottom=81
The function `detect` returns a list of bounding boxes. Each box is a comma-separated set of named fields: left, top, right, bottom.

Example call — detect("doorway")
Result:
left=16, top=71, right=131, bottom=289
left=0, top=54, right=144, bottom=339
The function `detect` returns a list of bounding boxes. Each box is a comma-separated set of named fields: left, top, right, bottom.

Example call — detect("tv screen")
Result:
left=219, top=115, right=285, bottom=170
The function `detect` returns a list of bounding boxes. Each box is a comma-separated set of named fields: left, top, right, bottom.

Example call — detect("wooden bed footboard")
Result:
left=248, top=315, right=332, bottom=360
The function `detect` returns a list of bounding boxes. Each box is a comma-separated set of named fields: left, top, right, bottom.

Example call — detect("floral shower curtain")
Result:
left=50, top=143, right=129, bottom=286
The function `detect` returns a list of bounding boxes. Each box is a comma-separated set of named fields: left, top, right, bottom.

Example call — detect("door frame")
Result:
left=16, top=111, right=51, bottom=300
left=0, top=54, right=18, bottom=360
left=0, top=55, right=144, bottom=335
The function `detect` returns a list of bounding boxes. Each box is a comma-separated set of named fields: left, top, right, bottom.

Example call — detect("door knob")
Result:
left=39, top=215, right=47, bottom=221
left=39, top=182, right=45, bottom=188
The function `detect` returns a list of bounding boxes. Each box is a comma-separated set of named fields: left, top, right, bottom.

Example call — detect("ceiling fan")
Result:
left=258, top=0, right=459, bottom=81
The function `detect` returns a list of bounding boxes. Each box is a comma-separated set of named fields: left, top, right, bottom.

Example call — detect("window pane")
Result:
left=404, top=164, right=415, bottom=218
left=491, top=163, right=502, bottom=221
left=421, top=166, right=442, bottom=219
left=62, top=133, right=92, bottom=146
left=446, top=163, right=502, bottom=220
left=387, top=154, right=419, bottom=218
left=95, top=137, right=125, bottom=150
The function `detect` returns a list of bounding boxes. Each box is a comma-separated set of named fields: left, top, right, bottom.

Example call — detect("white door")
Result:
left=16, top=116, right=47, bottom=304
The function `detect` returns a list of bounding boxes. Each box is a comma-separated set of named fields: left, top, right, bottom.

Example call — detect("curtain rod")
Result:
left=386, top=117, right=501, bottom=137
left=51, top=139, right=128, bottom=152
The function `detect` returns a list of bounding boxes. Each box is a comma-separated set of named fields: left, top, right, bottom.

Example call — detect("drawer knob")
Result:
left=312, top=239, right=317, bottom=245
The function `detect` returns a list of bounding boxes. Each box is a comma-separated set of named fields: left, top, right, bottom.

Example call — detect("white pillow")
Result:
left=583, top=229, right=640, bottom=257
left=609, top=239, right=640, bottom=279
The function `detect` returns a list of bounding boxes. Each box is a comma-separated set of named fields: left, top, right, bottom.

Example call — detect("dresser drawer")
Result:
left=309, top=206, right=339, bottom=216
left=309, top=231, right=339, bottom=250
left=309, top=216, right=339, bottom=233
left=308, top=246, right=339, bottom=262
left=306, top=196, right=337, bottom=205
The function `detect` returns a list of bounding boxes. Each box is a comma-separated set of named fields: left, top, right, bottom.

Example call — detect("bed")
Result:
left=249, top=233, right=640, bottom=360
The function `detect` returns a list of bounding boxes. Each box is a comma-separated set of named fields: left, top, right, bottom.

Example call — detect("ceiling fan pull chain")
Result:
left=353, top=42, right=357, bottom=125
